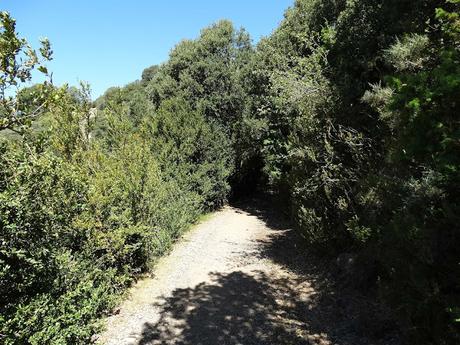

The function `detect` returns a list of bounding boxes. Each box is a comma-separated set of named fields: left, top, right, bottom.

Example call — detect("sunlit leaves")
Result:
left=0, top=12, right=53, bottom=133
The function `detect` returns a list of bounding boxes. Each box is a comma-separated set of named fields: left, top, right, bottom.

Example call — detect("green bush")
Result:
left=0, top=140, right=118, bottom=344
left=1, top=53, right=234, bottom=345
left=244, top=1, right=460, bottom=343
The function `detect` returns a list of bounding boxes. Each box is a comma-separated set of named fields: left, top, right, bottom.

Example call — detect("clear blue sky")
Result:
left=3, top=0, right=293, bottom=98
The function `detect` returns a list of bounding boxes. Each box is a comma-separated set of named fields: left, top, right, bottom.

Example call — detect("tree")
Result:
left=0, top=11, right=53, bottom=133
left=141, top=64, right=159, bottom=84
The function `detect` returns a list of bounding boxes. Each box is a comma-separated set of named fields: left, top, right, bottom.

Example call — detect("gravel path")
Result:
left=98, top=200, right=399, bottom=345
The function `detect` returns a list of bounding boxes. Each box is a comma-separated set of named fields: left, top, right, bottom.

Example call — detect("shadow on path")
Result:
left=137, top=196, right=400, bottom=345
left=139, top=271, right=314, bottom=345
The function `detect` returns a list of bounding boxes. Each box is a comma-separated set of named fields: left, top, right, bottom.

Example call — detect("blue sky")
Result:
left=3, top=0, right=293, bottom=98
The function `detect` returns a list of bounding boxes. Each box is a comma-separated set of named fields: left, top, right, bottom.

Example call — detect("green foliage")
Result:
left=142, top=21, right=257, bottom=194
left=2, top=1, right=460, bottom=344
left=360, top=4, right=460, bottom=342
left=146, top=20, right=251, bottom=127
left=0, top=141, right=113, bottom=344
left=0, top=11, right=52, bottom=133
left=384, top=34, right=430, bottom=71
left=141, top=65, right=159, bottom=84
left=245, top=0, right=459, bottom=343
left=1, top=17, right=235, bottom=344
left=151, top=97, right=233, bottom=209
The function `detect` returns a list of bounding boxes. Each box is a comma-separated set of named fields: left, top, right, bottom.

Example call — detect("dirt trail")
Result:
left=98, top=199, right=398, bottom=345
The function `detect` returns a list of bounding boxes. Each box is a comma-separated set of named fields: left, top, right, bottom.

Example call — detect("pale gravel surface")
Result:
left=98, top=201, right=399, bottom=345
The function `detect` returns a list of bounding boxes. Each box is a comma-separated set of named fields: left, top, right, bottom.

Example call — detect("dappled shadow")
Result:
left=137, top=196, right=400, bottom=345
left=138, top=270, right=328, bottom=345
left=231, top=193, right=292, bottom=232
left=234, top=194, right=325, bottom=275
left=232, top=194, right=326, bottom=279
left=236, top=195, right=401, bottom=344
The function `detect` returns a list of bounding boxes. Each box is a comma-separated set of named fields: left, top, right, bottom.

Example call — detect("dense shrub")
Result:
left=244, top=0, right=460, bottom=343
left=0, top=14, right=233, bottom=343
left=0, top=86, right=232, bottom=344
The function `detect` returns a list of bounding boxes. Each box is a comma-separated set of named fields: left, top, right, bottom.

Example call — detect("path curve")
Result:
left=98, top=200, right=398, bottom=345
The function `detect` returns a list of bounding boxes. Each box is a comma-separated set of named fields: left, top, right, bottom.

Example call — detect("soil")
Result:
left=98, top=197, right=399, bottom=345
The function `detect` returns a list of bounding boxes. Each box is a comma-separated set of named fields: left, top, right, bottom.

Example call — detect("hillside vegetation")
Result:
left=1, top=1, right=459, bottom=344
